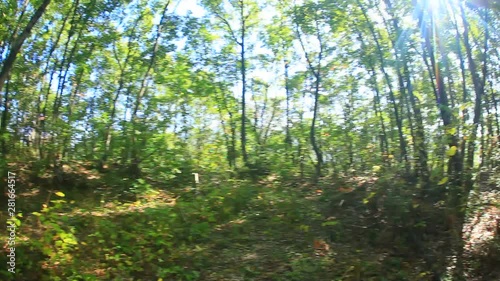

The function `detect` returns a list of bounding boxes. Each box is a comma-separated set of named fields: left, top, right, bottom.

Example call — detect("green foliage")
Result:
left=283, top=254, right=325, bottom=281
left=29, top=193, right=79, bottom=278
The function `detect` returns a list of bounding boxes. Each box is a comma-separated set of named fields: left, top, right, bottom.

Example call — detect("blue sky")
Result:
left=173, top=0, right=206, bottom=17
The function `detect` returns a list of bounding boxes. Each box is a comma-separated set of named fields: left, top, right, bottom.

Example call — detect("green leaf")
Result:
left=414, top=91, right=423, bottom=102
left=54, top=191, right=65, bottom=197
left=10, top=218, right=21, bottom=227
left=446, top=127, right=457, bottom=135
left=363, top=192, right=377, bottom=204
left=299, top=224, right=310, bottom=232
left=322, top=221, right=339, bottom=227
left=438, top=177, right=448, bottom=185
left=446, top=146, right=457, bottom=157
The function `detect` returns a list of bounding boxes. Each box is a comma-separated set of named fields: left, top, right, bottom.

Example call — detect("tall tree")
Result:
left=291, top=0, right=328, bottom=179
left=202, top=0, right=260, bottom=167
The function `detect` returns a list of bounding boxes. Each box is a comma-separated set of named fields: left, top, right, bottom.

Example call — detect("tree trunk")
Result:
left=294, top=8, right=324, bottom=180
left=128, top=1, right=170, bottom=178
left=239, top=0, right=249, bottom=167
left=357, top=0, right=408, bottom=171
left=284, top=60, right=292, bottom=148
left=0, top=76, right=11, bottom=155
left=100, top=16, right=142, bottom=170
left=356, top=30, right=389, bottom=160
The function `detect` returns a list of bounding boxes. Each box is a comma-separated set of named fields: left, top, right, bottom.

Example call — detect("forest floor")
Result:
left=1, top=162, right=499, bottom=280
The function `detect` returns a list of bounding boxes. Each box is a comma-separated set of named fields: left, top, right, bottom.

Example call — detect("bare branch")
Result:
left=214, top=12, right=242, bottom=46
left=293, top=19, right=319, bottom=79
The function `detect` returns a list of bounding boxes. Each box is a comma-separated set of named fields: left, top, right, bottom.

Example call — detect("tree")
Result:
left=201, top=0, right=260, bottom=167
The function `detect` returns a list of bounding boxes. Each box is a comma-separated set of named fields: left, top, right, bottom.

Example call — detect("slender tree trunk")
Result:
left=294, top=9, right=324, bottom=180
left=489, top=79, right=500, bottom=136
left=239, top=0, right=249, bottom=166
left=128, top=1, right=170, bottom=178
left=343, top=99, right=354, bottom=169
left=284, top=60, right=292, bottom=148
left=450, top=8, right=470, bottom=174
left=52, top=0, right=80, bottom=119
left=298, top=110, right=305, bottom=180
left=34, top=11, right=70, bottom=160
left=250, top=80, right=264, bottom=148
left=310, top=68, right=323, bottom=179
left=404, top=63, right=429, bottom=186
left=380, top=0, right=429, bottom=183
left=50, top=2, right=83, bottom=177
left=461, top=4, right=487, bottom=189
left=100, top=16, right=142, bottom=170
left=420, top=13, right=462, bottom=180
left=357, top=0, right=408, bottom=171
left=0, top=76, right=11, bottom=155
left=215, top=81, right=237, bottom=169
left=356, top=30, right=390, bottom=159
left=61, top=66, right=86, bottom=160
left=217, top=102, right=233, bottom=169
left=262, top=100, right=277, bottom=145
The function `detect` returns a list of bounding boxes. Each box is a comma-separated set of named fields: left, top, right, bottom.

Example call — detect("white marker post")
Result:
left=192, top=173, right=199, bottom=193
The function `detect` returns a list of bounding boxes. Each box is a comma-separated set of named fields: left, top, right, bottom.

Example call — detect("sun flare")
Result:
left=428, top=0, right=442, bottom=11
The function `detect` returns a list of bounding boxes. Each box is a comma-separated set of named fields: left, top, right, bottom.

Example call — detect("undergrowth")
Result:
left=0, top=166, right=498, bottom=281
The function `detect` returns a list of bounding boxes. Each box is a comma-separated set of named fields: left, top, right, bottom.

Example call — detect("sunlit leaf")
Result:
left=362, top=192, right=376, bottom=204
left=10, top=218, right=21, bottom=227
left=438, top=177, right=448, bottom=185
left=55, top=191, right=65, bottom=197
left=299, top=224, right=310, bottom=232
left=414, top=91, right=423, bottom=102
left=322, top=221, right=339, bottom=227
left=446, top=146, right=457, bottom=157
